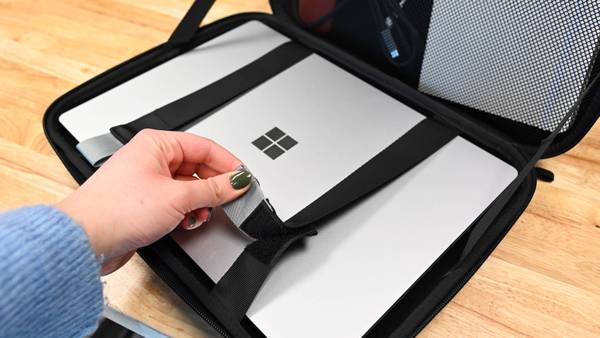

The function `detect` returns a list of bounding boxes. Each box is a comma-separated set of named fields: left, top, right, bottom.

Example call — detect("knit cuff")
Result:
left=0, top=205, right=103, bottom=337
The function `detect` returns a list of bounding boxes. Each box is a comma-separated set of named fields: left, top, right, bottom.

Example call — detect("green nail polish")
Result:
left=230, top=170, right=253, bottom=190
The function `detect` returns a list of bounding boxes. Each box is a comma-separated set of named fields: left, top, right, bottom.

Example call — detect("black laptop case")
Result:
left=43, top=1, right=600, bottom=336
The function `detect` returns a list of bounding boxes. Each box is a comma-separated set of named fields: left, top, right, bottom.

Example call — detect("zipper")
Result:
left=147, top=260, right=230, bottom=337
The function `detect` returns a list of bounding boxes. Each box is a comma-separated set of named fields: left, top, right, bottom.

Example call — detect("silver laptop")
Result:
left=60, top=21, right=517, bottom=337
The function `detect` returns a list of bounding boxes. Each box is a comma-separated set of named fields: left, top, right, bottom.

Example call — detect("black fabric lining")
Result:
left=110, top=41, right=312, bottom=144
left=41, top=12, right=539, bottom=338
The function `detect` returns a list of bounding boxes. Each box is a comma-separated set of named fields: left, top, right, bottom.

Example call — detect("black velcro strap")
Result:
left=287, top=118, right=459, bottom=226
left=240, top=201, right=287, bottom=239
left=110, top=41, right=312, bottom=143
left=169, top=0, right=216, bottom=46
left=212, top=226, right=318, bottom=321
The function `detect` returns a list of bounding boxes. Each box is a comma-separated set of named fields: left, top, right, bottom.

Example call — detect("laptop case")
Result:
left=42, top=1, right=600, bottom=336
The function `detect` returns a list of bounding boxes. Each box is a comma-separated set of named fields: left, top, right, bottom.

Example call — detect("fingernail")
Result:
left=186, top=214, right=200, bottom=230
left=230, top=169, right=252, bottom=190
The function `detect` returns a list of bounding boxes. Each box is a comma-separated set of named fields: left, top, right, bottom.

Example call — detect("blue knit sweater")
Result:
left=0, top=205, right=103, bottom=338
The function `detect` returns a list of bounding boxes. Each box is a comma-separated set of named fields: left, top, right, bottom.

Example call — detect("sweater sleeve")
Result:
left=0, top=205, right=103, bottom=338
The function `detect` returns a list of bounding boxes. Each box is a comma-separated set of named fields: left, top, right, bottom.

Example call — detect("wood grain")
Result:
left=0, top=1, right=598, bottom=337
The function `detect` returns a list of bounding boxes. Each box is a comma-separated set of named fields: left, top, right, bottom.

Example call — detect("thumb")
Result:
left=179, top=168, right=253, bottom=210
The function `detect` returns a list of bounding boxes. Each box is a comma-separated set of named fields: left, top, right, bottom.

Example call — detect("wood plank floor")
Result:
left=0, top=1, right=598, bottom=337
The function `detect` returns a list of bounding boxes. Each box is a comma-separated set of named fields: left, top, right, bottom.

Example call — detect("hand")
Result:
left=57, top=129, right=253, bottom=275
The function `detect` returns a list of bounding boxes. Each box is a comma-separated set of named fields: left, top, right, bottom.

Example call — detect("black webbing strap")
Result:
left=240, top=201, right=288, bottom=239
left=455, top=71, right=600, bottom=265
left=168, top=0, right=215, bottom=46
left=109, top=41, right=312, bottom=143
left=287, top=118, right=459, bottom=226
left=212, top=226, right=318, bottom=321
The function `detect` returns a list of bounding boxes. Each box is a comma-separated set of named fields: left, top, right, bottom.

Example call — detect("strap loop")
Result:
left=169, top=0, right=216, bottom=46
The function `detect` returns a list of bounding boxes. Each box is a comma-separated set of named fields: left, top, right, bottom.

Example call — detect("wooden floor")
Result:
left=1, top=1, right=599, bottom=337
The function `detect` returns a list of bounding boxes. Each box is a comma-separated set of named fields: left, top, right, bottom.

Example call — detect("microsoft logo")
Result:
left=252, top=127, right=298, bottom=159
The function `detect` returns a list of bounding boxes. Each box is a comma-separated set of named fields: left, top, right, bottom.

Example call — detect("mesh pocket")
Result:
left=418, top=0, right=600, bottom=132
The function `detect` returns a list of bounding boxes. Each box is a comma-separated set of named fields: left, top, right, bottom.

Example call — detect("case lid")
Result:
left=270, top=0, right=600, bottom=158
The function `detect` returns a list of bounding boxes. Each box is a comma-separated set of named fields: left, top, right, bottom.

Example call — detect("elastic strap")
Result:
left=287, top=118, right=458, bottom=226
left=110, top=41, right=312, bottom=143
left=169, top=0, right=216, bottom=46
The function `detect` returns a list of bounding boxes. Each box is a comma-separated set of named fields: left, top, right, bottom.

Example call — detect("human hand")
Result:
left=57, top=129, right=253, bottom=275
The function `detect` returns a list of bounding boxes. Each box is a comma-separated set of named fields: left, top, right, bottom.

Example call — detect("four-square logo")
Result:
left=252, top=127, right=298, bottom=159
